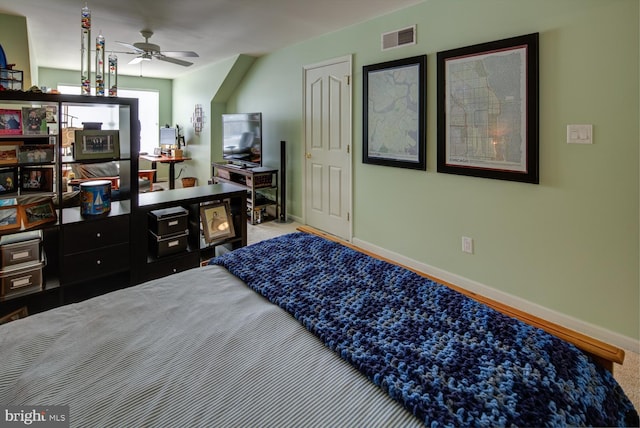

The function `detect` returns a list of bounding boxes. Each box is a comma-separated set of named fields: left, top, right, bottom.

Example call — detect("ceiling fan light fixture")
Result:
left=115, top=29, right=198, bottom=68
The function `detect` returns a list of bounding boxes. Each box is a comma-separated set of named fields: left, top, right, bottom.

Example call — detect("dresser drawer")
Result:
left=63, top=215, right=129, bottom=255
left=62, top=243, right=130, bottom=284
left=138, top=251, right=199, bottom=283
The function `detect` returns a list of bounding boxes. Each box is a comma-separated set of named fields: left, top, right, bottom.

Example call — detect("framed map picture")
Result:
left=437, top=33, right=539, bottom=183
left=363, top=55, right=426, bottom=170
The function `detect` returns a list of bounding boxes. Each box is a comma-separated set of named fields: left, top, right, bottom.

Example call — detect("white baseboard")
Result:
left=353, top=237, right=640, bottom=354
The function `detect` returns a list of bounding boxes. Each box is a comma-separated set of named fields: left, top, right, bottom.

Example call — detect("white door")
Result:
left=303, top=56, right=352, bottom=241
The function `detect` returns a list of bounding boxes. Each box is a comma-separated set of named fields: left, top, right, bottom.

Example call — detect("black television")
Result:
left=222, top=113, right=262, bottom=167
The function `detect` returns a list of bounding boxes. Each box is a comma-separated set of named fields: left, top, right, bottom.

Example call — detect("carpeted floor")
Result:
left=247, top=220, right=639, bottom=412
left=615, top=349, right=640, bottom=412
left=247, top=219, right=301, bottom=245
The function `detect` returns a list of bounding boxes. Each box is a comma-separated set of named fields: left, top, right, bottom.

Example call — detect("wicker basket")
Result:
left=181, top=177, right=196, bottom=187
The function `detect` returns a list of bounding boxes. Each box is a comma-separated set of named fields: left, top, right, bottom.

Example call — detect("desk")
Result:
left=140, top=154, right=192, bottom=189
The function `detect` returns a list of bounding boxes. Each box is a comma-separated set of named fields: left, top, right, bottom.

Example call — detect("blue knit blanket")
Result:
left=210, top=233, right=638, bottom=427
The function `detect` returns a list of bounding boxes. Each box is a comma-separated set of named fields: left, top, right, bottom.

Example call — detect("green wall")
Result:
left=215, top=0, right=639, bottom=344
left=0, top=14, right=32, bottom=88
left=172, top=54, right=255, bottom=184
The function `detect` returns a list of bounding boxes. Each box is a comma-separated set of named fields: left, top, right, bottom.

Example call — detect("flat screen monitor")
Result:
left=160, top=127, right=176, bottom=147
left=222, top=113, right=262, bottom=167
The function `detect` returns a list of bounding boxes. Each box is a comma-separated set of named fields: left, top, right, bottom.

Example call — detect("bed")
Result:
left=1, top=231, right=638, bottom=427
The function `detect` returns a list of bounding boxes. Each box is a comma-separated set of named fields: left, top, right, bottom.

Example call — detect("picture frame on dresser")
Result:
left=200, top=201, right=235, bottom=243
left=20, top=199, right=56, bottom=229
left=74, top=130, right=120, bottom=160
left=0, top=109, right=22, bottom=135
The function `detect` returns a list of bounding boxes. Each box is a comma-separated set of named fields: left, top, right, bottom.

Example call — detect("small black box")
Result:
left=148, top=206, right=188, bottom=236
left=149, top=230, right=188, bottom=258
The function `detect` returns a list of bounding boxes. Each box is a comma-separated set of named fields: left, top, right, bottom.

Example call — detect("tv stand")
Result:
left=213, top=162, right=278, bottom=225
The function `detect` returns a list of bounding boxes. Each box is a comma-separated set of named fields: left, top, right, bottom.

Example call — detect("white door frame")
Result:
left=302, top=55, right=353, bottom=241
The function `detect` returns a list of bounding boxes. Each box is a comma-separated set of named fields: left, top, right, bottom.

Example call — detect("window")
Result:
left=57, top=86, right=159, bottom=154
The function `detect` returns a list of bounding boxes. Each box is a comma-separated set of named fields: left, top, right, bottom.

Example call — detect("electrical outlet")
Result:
left=462, top=236, right=473, bottom=254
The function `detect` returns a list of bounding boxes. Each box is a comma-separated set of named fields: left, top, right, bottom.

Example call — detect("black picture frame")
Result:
left=20, top=167, right=54, bottom=193
left=437, top=33, right=539, bottom=184
left=0, top=168, right=18, bottom=195
left=363, top=55, right=426, bottom=170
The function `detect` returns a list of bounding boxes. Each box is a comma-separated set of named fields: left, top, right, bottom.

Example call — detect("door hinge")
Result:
left=347, top=212, right=350, bottom=221
left=347, top=144, right=350, bottom=154
left=345, top=75, right=351, bottom=85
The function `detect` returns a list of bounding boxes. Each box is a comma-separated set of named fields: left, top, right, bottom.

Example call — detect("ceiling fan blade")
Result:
left=115, top=41, right=145, bottom=54
left=155, top=55, right=193, bottom=67
left=161, top=50, right=199, bottom=58
left=128, top=56, right=146, bottom=65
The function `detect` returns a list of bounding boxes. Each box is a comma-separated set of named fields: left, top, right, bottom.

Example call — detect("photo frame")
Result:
left=363, top=55, right=426, bottom=170
left=20, top=167, right=54, bottom=192
left=0, top=168, right=18, bottom=195
left=22, top=107, right=48, bottom=135
left=0, top=306, right=28, bottom=325
left=437, top=33, right=539, bottom=183
left=0, top=204, right=20, bottom=232
left=0, top=109, right=22, bottom=135
left=0, top=143, right=20, bottom=165
left=18, top=144, right=55, bottom=164
left=74, top=130, right=120, bottom=160
left=20, top=199, right=57, bottom=229
left=200, top=201, right=235, bottom=243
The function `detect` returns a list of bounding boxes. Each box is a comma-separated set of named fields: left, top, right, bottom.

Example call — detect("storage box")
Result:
left=0, top=230, right=42, bottom=269
left=246, top=174, right=273, bottom=188
left=218, top=169, right=231, bottom=180
left=148, top=206, right=188, bottom=236
left=0, top=259, right=44, bottom=300
left=149, top=230, right=188, bottom=258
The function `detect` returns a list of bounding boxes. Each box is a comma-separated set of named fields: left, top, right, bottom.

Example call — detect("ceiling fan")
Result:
left=115, top=30, right=199, bottom=67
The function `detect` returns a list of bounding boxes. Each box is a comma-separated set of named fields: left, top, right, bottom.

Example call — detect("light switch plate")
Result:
left=567, top=124, right=593, bottom=144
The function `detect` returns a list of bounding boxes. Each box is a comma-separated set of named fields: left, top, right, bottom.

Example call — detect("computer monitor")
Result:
left=160, top=127, right=176, bottom=147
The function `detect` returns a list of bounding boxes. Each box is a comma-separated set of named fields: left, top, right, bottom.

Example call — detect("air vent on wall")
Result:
left=381, top=25, right=416, bottom=51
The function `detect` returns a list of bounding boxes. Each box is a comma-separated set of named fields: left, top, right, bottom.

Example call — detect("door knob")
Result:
left=305, top=153, right=311, bottom=159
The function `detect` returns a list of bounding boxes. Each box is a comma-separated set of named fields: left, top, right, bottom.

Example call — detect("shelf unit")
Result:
left=213, top=162, right=278, bottom=224
left=0, top=92, right=139, bottom=317
left=134, top=183, right=247, bottom=284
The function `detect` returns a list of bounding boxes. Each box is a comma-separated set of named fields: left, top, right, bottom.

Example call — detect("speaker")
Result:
left=277, top=140, right=290, bottom=223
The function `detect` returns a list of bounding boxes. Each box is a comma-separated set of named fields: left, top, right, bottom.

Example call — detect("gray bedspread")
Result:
left=0, top=265, right=421, bottom=427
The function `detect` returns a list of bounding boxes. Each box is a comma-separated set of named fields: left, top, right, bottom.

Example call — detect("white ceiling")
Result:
left=0, top=0, right=422, bottom=80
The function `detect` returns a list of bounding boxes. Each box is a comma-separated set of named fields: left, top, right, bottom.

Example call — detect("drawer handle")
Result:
left=96, top=260, right=101, bottom=265
left=10, top=275, right=33, bottom=289
left=172, top=268, right=177, bottom=273
left=96, top=232, right=101, bottom=238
